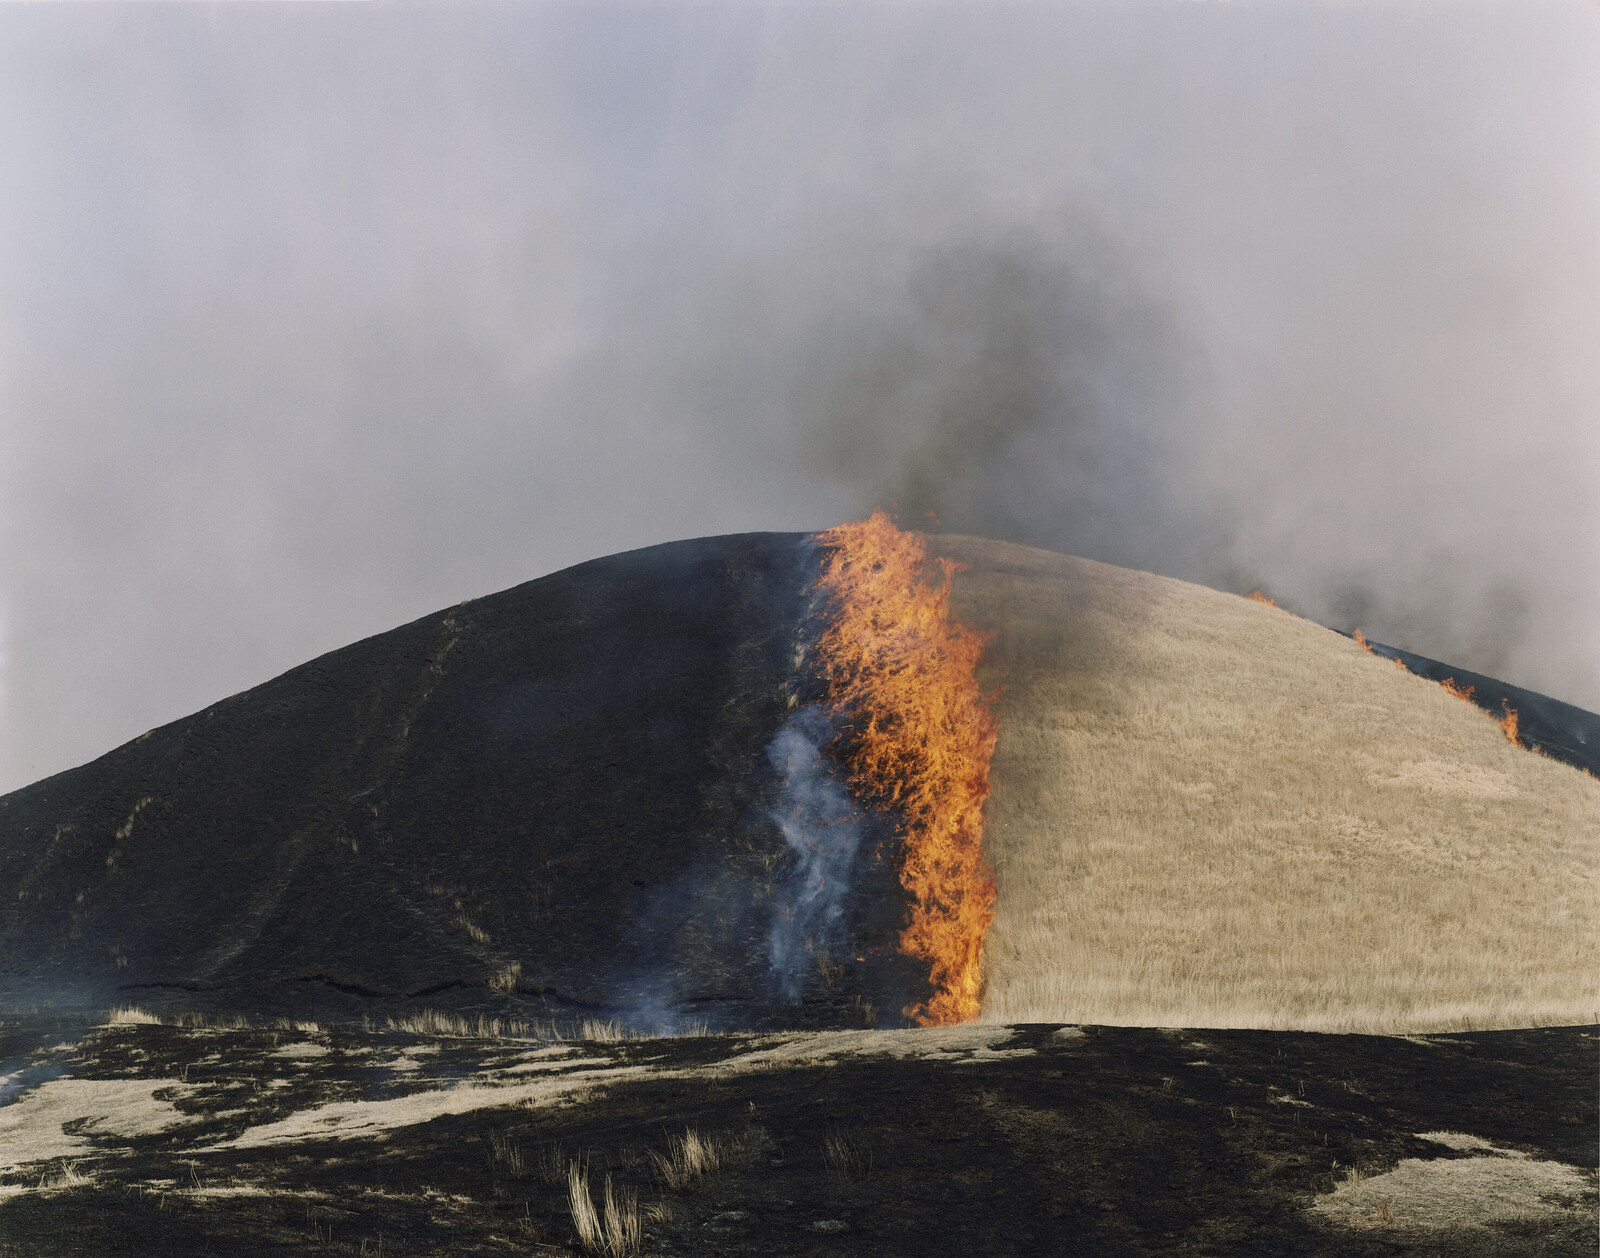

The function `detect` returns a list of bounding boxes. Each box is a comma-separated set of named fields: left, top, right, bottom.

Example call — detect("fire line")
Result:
left=808, top=511, right=999, bottom=1026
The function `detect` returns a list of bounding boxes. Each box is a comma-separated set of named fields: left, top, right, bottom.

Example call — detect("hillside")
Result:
left=941, top=537, right=1599, bottom=1031
left=1, top=531, right=1594, bottom=1032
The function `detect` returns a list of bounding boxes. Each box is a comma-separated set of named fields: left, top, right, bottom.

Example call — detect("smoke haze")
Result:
left=1, top=2, right=1596, bottom=793
left=765, top=705, right=865, bottom=1002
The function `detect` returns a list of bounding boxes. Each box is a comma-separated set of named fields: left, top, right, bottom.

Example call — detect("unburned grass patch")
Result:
left=941, top=537, right=1600, bottom=1032
left=647, top=1128, right=724, bottom=1193
left=567, top=1161, right=640, bottom=1256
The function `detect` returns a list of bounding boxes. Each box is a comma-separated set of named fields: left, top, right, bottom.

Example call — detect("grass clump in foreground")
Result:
left=823, top=1127, right=872, bottom=1182
left=648, top=1128, right=724, bottom=1193
left=567, top=1162, right=640, bottom=1257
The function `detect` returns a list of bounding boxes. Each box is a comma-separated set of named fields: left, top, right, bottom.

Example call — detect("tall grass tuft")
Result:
left=567, top=1163, right=639, bottom=1256
left=575, top=1017, right=625, bottom=1042
left=647, top=1128, right=723, bottom=1193
left=823, top=1127, right=872, bottom=1182
left=384, top=1010, right=545, bottom=1039
left=103, top=1006, right=162, bottom=1026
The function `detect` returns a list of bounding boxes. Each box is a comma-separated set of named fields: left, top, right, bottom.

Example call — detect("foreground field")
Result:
left=940, top=537, right=1600, bottom=1032
left=0, top=1012, right=1594, bottom=1256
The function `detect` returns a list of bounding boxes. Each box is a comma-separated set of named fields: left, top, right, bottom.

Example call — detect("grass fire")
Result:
left=808, top=512, right=999, bottom=1026
left=1, top=528, right=1596, bottom=1256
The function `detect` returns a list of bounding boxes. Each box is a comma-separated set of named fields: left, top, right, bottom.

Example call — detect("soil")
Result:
left=0, top=1014, right=1593, bottom=1256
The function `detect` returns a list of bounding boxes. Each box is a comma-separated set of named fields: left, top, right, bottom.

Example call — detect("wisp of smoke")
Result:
left=765, top=703, right=864, bottom=1001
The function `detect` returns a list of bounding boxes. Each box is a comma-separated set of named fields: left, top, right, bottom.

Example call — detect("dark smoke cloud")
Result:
left=797, top=223, right=1227, bottom=581
left=0, top=3, right=1595, bottom=793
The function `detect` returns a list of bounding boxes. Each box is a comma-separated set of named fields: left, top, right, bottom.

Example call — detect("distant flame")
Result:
left=1352, top=629, right=1372, bottom=652
left=1497, top=699, right=1520, bottom=746
left=1246, top=590, right=1277, bottom=607
left=809, top=511, right=999, bottom=1026
left=1442, top=676, right=1524, bottom=748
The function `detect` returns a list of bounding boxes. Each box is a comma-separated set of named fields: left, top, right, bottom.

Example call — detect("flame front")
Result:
left=809, top=511, right=999, bottom=1026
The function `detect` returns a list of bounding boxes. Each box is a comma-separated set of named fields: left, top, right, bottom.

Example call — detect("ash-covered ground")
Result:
left=0, top=1013, right=1593, bottom=1256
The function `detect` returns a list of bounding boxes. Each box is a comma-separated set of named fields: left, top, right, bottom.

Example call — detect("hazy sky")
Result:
left=1, top=1, right=1596, bottom=794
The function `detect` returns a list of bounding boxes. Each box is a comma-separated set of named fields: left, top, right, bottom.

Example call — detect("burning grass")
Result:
left=810, top=511, right=998, bottom=1025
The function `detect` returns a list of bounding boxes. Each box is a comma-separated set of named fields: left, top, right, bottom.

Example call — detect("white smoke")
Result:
left=764, top=704, right=864, bottom=1001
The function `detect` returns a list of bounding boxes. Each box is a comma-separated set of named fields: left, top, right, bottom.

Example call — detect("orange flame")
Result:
left=1497, top=699, right=1520, bottom=746
left=1247, top=590, right=1277, bottom=607
left=810, top=511, right=998, bottom=1026
left=1352, top=629, right=1372, bottom=652
left=1441, top=676, right=1525, bottom=747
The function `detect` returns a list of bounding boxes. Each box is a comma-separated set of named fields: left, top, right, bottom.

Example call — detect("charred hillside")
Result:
left=0, top=533, right=916, bottom=1026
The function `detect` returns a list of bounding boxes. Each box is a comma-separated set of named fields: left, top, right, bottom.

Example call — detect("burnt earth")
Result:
left=0, top=1015, right=1593, bottom=1257
left=0, top=532, right=938, bottom=1029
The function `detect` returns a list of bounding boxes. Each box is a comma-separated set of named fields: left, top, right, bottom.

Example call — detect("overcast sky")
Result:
left=1, top=1, right=1596, bottom=794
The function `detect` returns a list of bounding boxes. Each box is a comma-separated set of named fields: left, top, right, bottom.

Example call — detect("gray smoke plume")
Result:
left=765, top=704, right=864, bottom=1001
left=798, top=223, right=1224, bottom=584
left=1, top=4, right=1595, bottom=796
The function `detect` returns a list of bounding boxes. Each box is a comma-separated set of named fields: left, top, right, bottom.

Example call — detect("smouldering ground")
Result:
left=0, top=1012, right=1593, bottom=1256
left=936, top=537, right=1600, bottom=1033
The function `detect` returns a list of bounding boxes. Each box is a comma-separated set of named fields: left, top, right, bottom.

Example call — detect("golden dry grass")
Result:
left=567, top=1162, right=640, bottom=1256
left=103, top=1006, right=163, bottom=1026
left=935, top=537, right=1600, bottom=1032
left=647, top=1128, right=724, bottom=1193
left=383, top=1010, right=541, bottom=1039
left=100, top=1008, right=318, bottom=1032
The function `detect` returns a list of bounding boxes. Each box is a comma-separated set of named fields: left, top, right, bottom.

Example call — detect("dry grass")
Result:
left=1313, top=1142, right=1594, bottom=1232
left=488, top=960, right=522, bottom=993
left=937, top=537, right=1600, bottom=1033
left=383, top=1010, right=543, bottom=1039
left=100, top=1008, right=318, bottom=1032
left=576, top=1018, right=626, bottom=1042
left=486, top=1130, right=525, bottom=1178
left=647, top=1128, right=724, bottom=1193
left=823, top=1127, right=871, bottom=1182
left=37, top=1160, right=93, bottom=1191
left=642, top=1199, right=676, bottom=1227
left=103, top=1006, right=163, bottom=1026
left=567, top=1162, right=640, bottom=1256
left=539, top=1145, right=577, bottom=1188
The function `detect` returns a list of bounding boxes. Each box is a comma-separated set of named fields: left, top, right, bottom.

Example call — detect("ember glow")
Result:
left=809, top=512, right=999, bottom=1026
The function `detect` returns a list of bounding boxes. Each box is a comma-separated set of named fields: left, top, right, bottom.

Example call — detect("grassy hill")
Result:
left=1, top=530, right=1593, bottom=1033
left=938, top=537, right=1599, bottom=1032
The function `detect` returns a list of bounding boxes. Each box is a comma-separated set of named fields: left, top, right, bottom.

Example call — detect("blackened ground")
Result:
left=0, top=534, right=942, bottom=1026
left=0, top=1016, right=1593, bottom=1257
